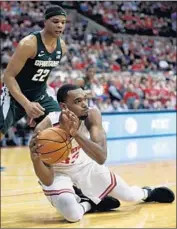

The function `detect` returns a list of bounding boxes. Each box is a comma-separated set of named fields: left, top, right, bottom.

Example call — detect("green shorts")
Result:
left=0, top=91, right=60, bottom=135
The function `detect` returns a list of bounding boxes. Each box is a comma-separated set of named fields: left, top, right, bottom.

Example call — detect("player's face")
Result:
left=45, top=15, right=66, bottom=38
left=65, top=89, right=89, bottom=120
left=86, top=68, right=96, bottom=80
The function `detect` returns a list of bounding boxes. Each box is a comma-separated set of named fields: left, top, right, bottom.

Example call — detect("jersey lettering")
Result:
left=61, top=146, right=81, bottom=164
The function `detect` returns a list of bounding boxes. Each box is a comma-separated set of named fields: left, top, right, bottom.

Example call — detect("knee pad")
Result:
left=54, top=193, right=83, bottom=222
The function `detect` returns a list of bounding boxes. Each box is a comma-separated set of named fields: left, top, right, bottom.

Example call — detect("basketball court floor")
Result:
left=1, top=147, right=176, bottom=228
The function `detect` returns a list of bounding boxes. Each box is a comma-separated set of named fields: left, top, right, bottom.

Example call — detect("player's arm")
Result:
left=74, top=108, right=107, bottom=164
left=3, top=35, right=45, bottom=118
left=29, top=133, right=54, bottom=186
left=3, top=35, right=35, bottom=106
left=34, top=112, right=61, bottom=133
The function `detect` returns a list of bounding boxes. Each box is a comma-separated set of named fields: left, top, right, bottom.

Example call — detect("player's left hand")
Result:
left=29, top=131, right=42, bottom=162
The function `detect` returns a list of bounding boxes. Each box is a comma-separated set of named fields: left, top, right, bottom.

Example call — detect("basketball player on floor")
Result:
left=29, top=84, right=175, bottom=223
left=0, top=6, right=119, bottom=210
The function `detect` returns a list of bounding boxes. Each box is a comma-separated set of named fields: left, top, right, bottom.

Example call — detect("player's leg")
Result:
left=73, top=185, right=120, bottom=212
left=76, top=161, right=174, bottom=205
left=0, top=88, right=15, bottom=139
left=0, top=86, right=26, bottom=139
left=109, top=174, right=175, bottom=203
left=39, top=175, right=92, bottom=222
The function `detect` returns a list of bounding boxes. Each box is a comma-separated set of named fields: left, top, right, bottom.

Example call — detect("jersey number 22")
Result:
left=32, top=69, right=50, bottom=82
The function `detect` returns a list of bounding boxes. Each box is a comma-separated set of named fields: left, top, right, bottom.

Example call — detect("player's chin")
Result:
left=79, top=114, right=88, bottom=120
left=54, top=31, right=62, bottom=37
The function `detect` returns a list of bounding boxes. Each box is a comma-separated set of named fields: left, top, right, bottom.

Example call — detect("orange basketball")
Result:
left=36, top=127, right=72, bottom=165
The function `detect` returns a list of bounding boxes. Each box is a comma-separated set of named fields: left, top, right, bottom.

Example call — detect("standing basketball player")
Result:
left=29, top=84, right=175, bottom=223
left=0, top=5, right=67, bottom=140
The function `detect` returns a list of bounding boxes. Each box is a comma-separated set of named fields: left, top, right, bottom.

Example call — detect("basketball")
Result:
left=36, top=127, right=72, bottom=165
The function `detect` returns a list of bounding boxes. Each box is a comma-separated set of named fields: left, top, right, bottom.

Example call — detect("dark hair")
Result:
left=57, top=84, right=80, bottom=103
left=44, top=5, right=67, bottom=20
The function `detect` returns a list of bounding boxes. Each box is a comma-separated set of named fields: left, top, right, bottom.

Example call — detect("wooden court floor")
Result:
left=1, top=147, right=176, bottom=228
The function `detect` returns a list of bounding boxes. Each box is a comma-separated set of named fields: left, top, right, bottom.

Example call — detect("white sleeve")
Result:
left=47, top=112, right=61, bottom=126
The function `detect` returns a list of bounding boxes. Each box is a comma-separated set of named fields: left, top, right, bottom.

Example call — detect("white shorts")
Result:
left=40, top=161, right=117, bottom=204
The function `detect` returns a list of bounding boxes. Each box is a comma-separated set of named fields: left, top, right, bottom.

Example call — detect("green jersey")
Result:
left=16, top=31, right=62, bottom=100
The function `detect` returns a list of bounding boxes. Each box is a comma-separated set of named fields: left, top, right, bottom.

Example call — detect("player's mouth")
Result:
left=55, top=31, right=62, bottom=35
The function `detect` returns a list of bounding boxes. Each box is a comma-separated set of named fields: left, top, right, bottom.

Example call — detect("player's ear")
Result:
left=60, top=102, right=67, bottom=110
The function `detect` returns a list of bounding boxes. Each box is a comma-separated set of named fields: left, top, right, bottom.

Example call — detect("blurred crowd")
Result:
left=52, top=66, right=176, bottom=112
left=77, top=1, right=176, bottom=37
left=1, top=1, right=176, bottom=73
left=0, top=1, right=176, bottom=146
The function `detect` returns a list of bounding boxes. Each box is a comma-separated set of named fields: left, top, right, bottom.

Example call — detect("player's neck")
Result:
left=41, top=30, right=57, bottom=46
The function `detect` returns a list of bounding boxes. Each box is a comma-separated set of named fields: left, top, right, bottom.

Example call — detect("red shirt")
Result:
left=145, top=17, right=153, bottom=29
left=1, top=23, right=12, bottom=33
left=159, top=88, right=170, bottom=104
left=131, top=63, right=145, bottom=71
left=111, top=64, right=121, bottom=71
left=123, top=92, right=139, bottom=104
left=144, top=88, right=159, bottom=104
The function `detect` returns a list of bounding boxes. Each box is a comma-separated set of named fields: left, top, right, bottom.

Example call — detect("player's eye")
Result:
left=75, top=99, right=82, bottom=104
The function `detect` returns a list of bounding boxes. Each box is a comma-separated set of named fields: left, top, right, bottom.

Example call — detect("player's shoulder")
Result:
left=60, top=37, right=66, bottom=46
left=88, top=107, right=101, bottom=116
left=18, top=34, right=37, bottom=49
left=87, top=107, right=102, bottom=123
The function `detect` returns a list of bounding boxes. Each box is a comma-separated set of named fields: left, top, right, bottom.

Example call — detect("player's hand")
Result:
left=60, top=109, right=79, bottom=137
left=27, top=117, right=36, bottom=127
left=29, top=131, right=41, bottom=162
left=25, top=102, right=45, bottom=119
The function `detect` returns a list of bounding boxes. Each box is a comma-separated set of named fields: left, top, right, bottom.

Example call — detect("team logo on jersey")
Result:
left=56, top=51, right=61, bottom=59
left=48, top=57, right=52, bottom=61
left=38, top=51, right=45, bottom=57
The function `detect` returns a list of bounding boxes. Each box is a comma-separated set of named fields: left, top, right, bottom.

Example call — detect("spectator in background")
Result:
left=142, top=99, right=152, bottom=110
left=132, top=99, right=142, bottom=110
left=75, top=65, right=97, bottom=106
left=144, top=80, right=160, bottom=106
left=123, top=84, right=139, bottom=109
left=107, top=79, right=123, bottom=103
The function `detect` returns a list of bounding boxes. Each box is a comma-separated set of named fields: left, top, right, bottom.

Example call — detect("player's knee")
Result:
left=65, top=211, right=82, bottom=223
left=56, top=193, right=83, bottom=223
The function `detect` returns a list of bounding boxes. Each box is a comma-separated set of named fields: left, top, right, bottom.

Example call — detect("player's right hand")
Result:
left=29, top=131, right=41, bottom=162
left=25, top=102, right=45, bottom=119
